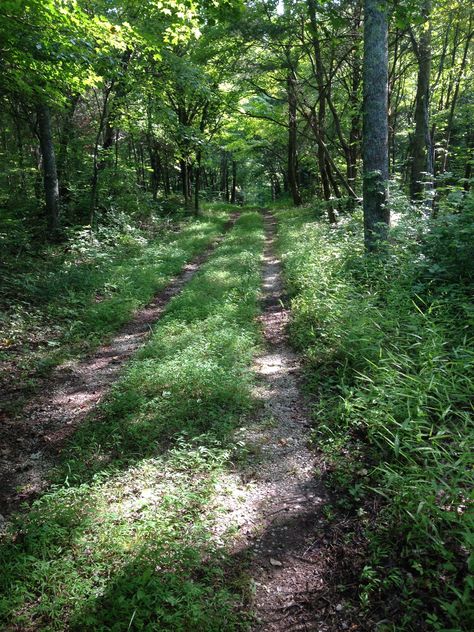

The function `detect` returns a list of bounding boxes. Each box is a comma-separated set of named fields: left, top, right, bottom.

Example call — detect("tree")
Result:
left=362, top=0, right=389, bottom=250
left=36, top=103, right=60, bottom=237
left=410, top=0, right=434, bottom=208
left=0, top=0, right=117, bottom=237
left=286, top=51, right=303, bottom=206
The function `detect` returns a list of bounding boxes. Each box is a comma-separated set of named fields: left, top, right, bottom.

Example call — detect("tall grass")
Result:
left=276, top=199, right=474, bottom=631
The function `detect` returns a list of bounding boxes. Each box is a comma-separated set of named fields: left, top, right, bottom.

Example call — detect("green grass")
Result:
left=0, top=211, right=264, bottom=631
left=0, top=209, right=230, bottom=407
left=275, top=202, right=474, bottom=631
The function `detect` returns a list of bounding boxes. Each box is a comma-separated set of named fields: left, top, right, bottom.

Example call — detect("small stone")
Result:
left=270, top=558, right=282, bottom=567
left=336, top=603, right=343, bottom=612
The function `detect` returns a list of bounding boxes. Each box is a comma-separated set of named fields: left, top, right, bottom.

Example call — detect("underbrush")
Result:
left=0, top=212, right=264, bottom=631
left=0, top=208, right=229, bottom=407
left=276, top=200, right=474, bottom=631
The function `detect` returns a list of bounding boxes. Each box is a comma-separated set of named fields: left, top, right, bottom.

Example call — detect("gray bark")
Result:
left=194, top=151, right=201, bottom=216
left=442, top=17, right=473, bottom=174
left=362, top=0, right=389, bottom=250
left=307, top=0, right=333, bottom=218
left=220, top=152, right=229, bottom=202
left=231, top=160, right=237, bottom=204
left=287, top=68, right=302, bottom=206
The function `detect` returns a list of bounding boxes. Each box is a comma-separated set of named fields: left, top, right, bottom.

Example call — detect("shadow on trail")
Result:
left=0, top=216, right=233, bottom=513
left=65, top=475, right=366, bottom=632
left=63, top=236, right=261, bottom=484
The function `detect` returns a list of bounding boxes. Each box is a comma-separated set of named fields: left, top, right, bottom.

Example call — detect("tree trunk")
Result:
left=348, top=4, right=362, bottom=190
left=441, top=19, right=473, bottom=174
left=231, top=160, right=237, bottom=203
left=163, top=161, right=171, bottom=195
left=362, top=0, right=389, bottom=251
left=180, top=159, right=189, bottom=206
left=307, top=0, right=334, bottom=219
left=194, top=152, right=201, bottom=216
left=410, top=0, right=433, bottom=209
left=56, top=96, right=79, bottom=203
left=220, top=152, right=229, bottom=201
left=36, top=103, right=60, bottom=239
left=464, top=129, right=473, bottom=192
left=148, top=141, right=161, bottom=200
left=90, top=86, right=113, bottom=227
left=274, top=175, right=281, bottom=198
left=287, top=68, right=303, bottom=206
left=99, top=49, right=132, bottom=168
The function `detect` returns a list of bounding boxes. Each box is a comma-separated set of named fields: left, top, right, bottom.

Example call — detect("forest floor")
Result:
left=0, top=212, right=239, bottom=517
left=0, top=209, right=365, bottom=631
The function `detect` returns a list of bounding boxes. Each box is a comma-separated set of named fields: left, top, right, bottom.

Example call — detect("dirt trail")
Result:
left=0, top=213, right=239, bottom=519
left=213, top=212, right=361, bottom=631
left=246, top=213, right=330, bottom=630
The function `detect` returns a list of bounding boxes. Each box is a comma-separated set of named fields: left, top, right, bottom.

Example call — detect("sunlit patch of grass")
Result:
left=0, top=212, right=264, bottom=631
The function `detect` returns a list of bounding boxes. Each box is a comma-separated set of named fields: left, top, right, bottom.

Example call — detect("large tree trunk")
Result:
left=287, top=68, right=302, bottom=206
left=362, top=0, right=389, bottom=251
left=410, top=0, right=433, bottom=208
left=36, top=103, right=60, bottom=239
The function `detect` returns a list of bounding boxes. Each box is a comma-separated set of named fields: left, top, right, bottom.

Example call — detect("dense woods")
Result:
left=1, top=0, right=472, bottom=242
left=0, top=1, right=473, bottom=631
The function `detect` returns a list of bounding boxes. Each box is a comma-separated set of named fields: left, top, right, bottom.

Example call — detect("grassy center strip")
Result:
left=0, top=211, right=264, bottom=631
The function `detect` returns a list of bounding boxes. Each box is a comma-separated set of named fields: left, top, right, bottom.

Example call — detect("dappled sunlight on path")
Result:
left=0, top=214, right=239, bottom=517
left=209, top=213, right=362, bottom=630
